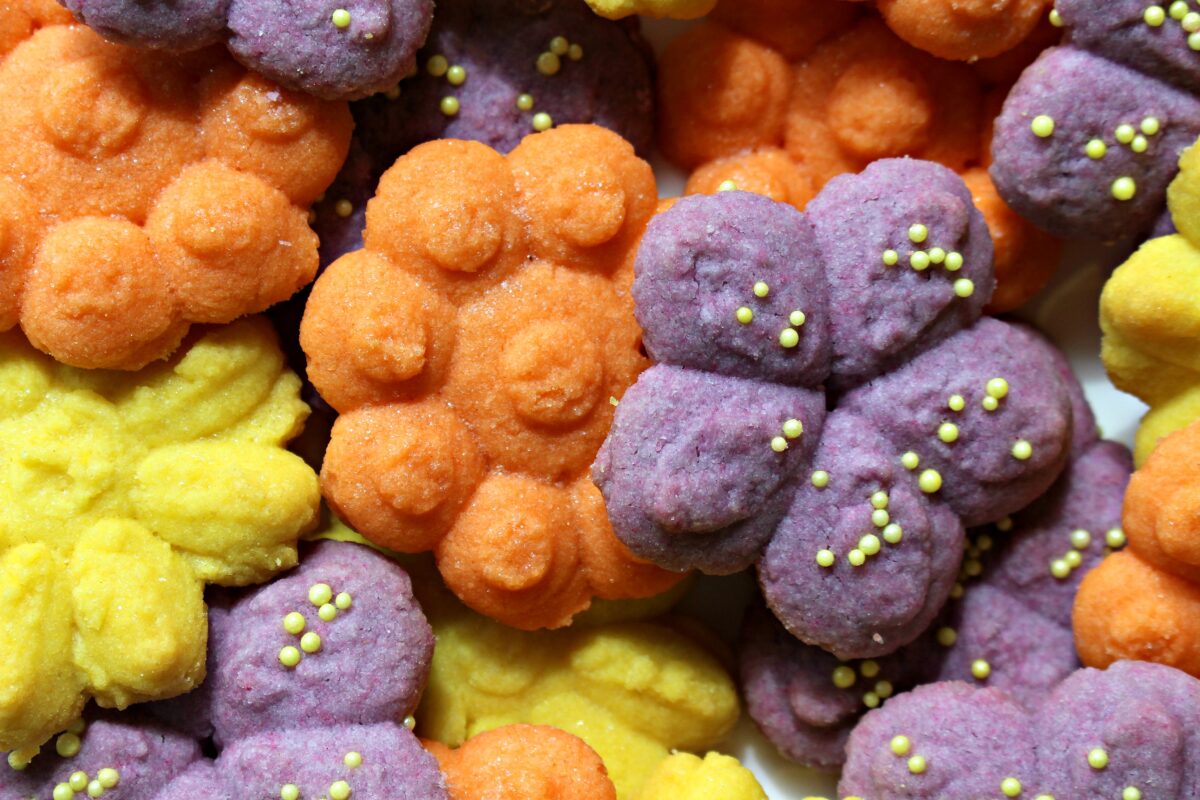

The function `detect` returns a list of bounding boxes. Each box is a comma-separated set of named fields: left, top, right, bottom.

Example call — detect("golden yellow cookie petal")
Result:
left=640, top=752, right=768, bottom=800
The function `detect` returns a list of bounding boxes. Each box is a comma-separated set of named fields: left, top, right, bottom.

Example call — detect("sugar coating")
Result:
left=302, top=125, right=682, bottom=630
left=60, top=0, right=433, bottom=100
left=0, top=714, right=201, bottom=800
left=659, top=16, right=1060, bottom=314
left=1101, top=137, right=1200, bottom=464
left=0, top=22, right=350, bottom=369
left=428, top=724, right=616, bottom=800
left=412, top=561, right=740, bottom=800
left=148, top=540, right=447, bottom=799
left=742, top=422, right=1130, bottom=768
left=1076, top=420, right=1200, bottom=678
left=839, top=661, right=1200, bottom=798
left=596, top=160, right=1075, bottom=657
left=0, top=318, right=318, bottom=754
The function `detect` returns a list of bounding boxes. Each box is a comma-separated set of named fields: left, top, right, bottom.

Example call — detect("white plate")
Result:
left=639, top=16, right=1148, bottom=797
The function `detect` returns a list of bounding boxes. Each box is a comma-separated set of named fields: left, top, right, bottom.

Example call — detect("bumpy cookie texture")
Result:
left=639, top=753, right=768, bottom=800
left=741, top=415, right=1131, bottom=770
left=659, top=14, right=1061, bottom=314
left=839, top=661, right=1200, bottom=799
left=876, top=0, right=1050, bottom=60
left=60, top=0, right=432, bottom=100
left=1101, top=137, right=1200, bottom=463
left=427, top=724, right=617, bottom=800
left=150, top=540, right=447, bottom=800
left=0, top=0, right=72, bottom=55
left=1, top=712, right=201, bottom=800
left=0, top=318, right=319, bottom=754
left=991, top=0, right=1200, bottom=240
left=596, top=160, right=1075, bottom=659
left=302, top=125, right=683, bottom=630
left=1075, top=420, right=1200, bottom=677
left=0, top=21, right=350, bottom=369
left=412, top=564, right=740, bottom=800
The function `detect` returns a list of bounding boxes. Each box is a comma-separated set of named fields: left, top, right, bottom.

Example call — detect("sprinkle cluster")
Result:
left=880, top=222, right=973, bottom=299
left=814, top=490, right=902, bottom=570
left=733, top=279, right=808, bottom=350
left=1029, top=110, right=1164, bottom=202
left=1143, top=0, right=1200, bottom=50
left=278, top=583, right=354, bottom=669
left=278, top=751, right=363, bottom=800
left=829, top=658, right=897, bottom=710
left=49, top=768, right=120, bottom=800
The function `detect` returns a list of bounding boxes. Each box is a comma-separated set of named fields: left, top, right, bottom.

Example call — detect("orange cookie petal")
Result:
left=877, top=0, right=1049, bottom=61
left=1123, top=421, right=1200, bottom=583
left=710, top=0, right=859, bottom=60
left=684, top=148, right=817, bottom=210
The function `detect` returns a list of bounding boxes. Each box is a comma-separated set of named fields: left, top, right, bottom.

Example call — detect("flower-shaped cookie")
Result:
left=411, top=560, right=740, bottom=800
left=658, top=14, right=1062, bottom=313
left=1101, top=137, right=1200, bottom=463
left=0, top=0, right=72, bottom=56
left=59, top=0, right=432, bottom=100
left=150, top=540, right=447, bottom=799
left=1074, top=419, right=1200, bottom=678
left=741, top=408, right=1131, bottom=770
left=839, top=661, right=1200, bottom=799
left=595, top=159, right=1077, bottom=660
left=991, top=0, right=1200, bottom=239
left=301, top=124, right=683, bottom=630
left=0, top=21, right=351, bottom=370
left=0, top=318, right=319, bottom=754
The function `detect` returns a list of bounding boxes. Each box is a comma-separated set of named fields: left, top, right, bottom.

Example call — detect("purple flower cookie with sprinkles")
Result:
left=739, top=383, right=1132, bottom=770
left=990, top=0, right=1200, bottom=239
left=593, top=157, right=1077, bottom=660
left=59, top=0, right=434, bottom=100
left=840, top=660, right=1200, bottom=799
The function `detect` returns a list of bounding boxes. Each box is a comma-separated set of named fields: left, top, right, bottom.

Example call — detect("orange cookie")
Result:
left=428, top=725, right=617, bottom=800
left=1075, top=419, right=1200, bottom=677
left=0, top=17, right=350, bottom=369
left=876, top=0, right=1051, bottom=61
left=301, top=125, right=685, bottom=630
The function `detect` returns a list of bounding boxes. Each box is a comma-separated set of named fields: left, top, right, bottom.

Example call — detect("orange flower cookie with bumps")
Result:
left=660, top=12, right=1061, bottom=314
left=1074, top=419, right=1200, bottom=678
left=0, top=18, right=351, bottom=370
left=301, top=124, right=684, bottom=630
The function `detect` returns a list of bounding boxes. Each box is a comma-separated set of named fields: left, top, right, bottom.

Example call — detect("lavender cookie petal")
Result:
left=840, top=318, right=1072, bottom=527
left=633, top=192, right=831, bottom=386
left=156, top=763, right=233, bottom=800
left=991, top=47, right=1200, bottom=239
left=805, top=158, right=992, bottom=389
left=60, top=0, right=228, bottom=50
left=594, top=365, right=824, bottom=573
left=759, top=412, right=964, bottom=659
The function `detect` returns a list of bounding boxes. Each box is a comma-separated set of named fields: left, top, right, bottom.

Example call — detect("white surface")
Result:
left=638, top=18, right=1149, bottom=798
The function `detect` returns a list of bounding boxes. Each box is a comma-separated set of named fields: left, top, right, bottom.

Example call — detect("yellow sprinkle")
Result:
left=532, top=112, right=553, bottom=132
left=440, top=96, right=460, bottom=116
left=977, top=534, right=994, bottom=552
left=1141, top=116, right=1161, bottom=135
left=86, top=780, right=103, bottom=798
left=69, top=772, right=89, bottom=792
left=1106, top=528, right=1126, bottom=548
left=56, top=733, right=82, bottom=758
left=944, top=251, right=964, bottom=271
left=53, top=783, right=74, bottom=800
left=780, top=328, right=800, bottom=348
left=549, top=35, right=569, bottom=55
left=309, top=583, right=333, bottom=606
left=426, top=55, right=449, bottom=77
left=1034, top=796, right=1056, bottom=800
left=928, top=247, right=946, bottom=264
left=1065, top=550, right=1083, bottom=568
left=871, top=508, right=890, bottom=528
left=901, top=451, right=919, bottom=470
left=938, top=422, right=959, bottom=443
left=1087, top=748, right=1108, bottom=769
left=1115, top=123, right=1136, bottom=143
left=1049, top=7, right=1063, bottom=25
left=918, top=469, right=942, bottom=493
left=910, top=251, right=931, bottom=271
left=404, top=715, right=417, bottom=730
left=1184, top=10, right=1200, bottom=30
left=953, top=278, right=975, bottom=298
left=1112, top=176, right=1137, bottom=201
left=1131, top=134, right=1149, bottom=153
left=937, top=627, right=957, bottom=647
left=948, top=394, right=965, bottom=412
left=8, top=747, right=35, bottom=770
left=964, top=558, right=983, bottom=577
left=568, top=43, right=584, bottom=61
left=1011, top=439, right=1033, bottom=460
left=1085, top=139, right=1107, bottom=159
left=717, top=180, right=738, bottom=192
left=1001, top=777, right=1022, bottom=797
left=882, top=249, right=899, bottom=266
left=97, top=769, right=119, bottom=790
left=281, top=785, right=300, bottom=800
left=516, top=93, right=534, bottom=111
left=331, top=8, right=351, bottom=28
left=753, top=280, right=770, bottom=297
left=908, top=755, right=927, bottom=774
left=811, top=470, right=830, bottom=488
left=318, top=603, right=338, bottom=622
left=1050, top=558, right=1071, bottom=579
left=330, top=780, right=352, bottom=800
left=446, top=65, right=467, bottom=85
left=783, top=418, right=804, bottom=439
left=859, top=534, right=881, bottom=556
left=1123, top=788, right=1142, bottom=800
left=860, top=660, right=880, bottom=678
left=1070, top=528, right=1091, bottom=549
left=982, top=395, right=1000, bottom=412
left=789, top=310, right=807, bottom=327
left=908, top=223, right=928, bottom=243
left=735, top=306, right=754, bottom=324
left=848, top=549, right=866, bottom=567
left=1031, top=115, right=1055, bottom=138
left=279, top=646, right=301, bottom=668
left=870, top=491, right=889, bottom=510
left=832, top=665, right=857, bottom=689
left=971, top=659, right=991, bottom=680
left=384, top=85, right=401, bottom=100
left=68, top=720, right=86, bottom=735
left=536, top=52, right=561, bottom=76
left=1188, top=30, right=1200, bottom=48
left=875, top=680, right=894, bottom=698
left=883, top=523, right=903, bottom=544
left=862, top=692, right=880, bottom=709
left=986, top=377, right=1009, bottom=399
left=996, top=516, right=1014, bottom=532
left=344, top=752, right=363, bottom=769
left=816, top=549, right=836, bottom=568
left=335, top=592, right=353, bottom=610
left=300, top=632, right=322, bottom=653
left=1144, top=4, right=1166, bottom=24
left=770, top=436, right=788, bottom=453
left=283, top=611, right=306, bottom=635
left=334, top=199, right=353, bottom=218
left=890, top=735, right=911, bottom=756
left=1171, top=0, right=1187, bottom=19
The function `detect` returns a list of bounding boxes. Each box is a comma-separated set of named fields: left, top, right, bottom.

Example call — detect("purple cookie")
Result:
left=741, top=433, right=1131, bottom=767
left=0, top=714, right=201, bottom=800
left=60, top=0, right=433, bottom=100
left=840, top=662, right=1200, bottom=799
